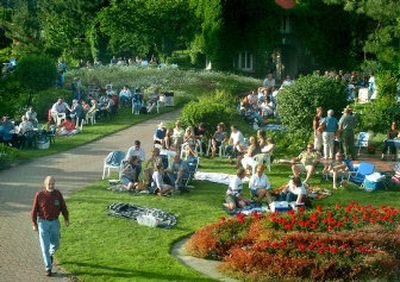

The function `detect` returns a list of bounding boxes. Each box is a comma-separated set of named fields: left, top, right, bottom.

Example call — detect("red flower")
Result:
left=311, top=224, right=317, bottom=230
left=220, top=216, right=226, bottom=222
left=284, top=224, right=292, bottom=230
left=297, top=244, right=306, bottom=252
left=252, top=211, right=261, bottom=220
left=336, top=204, right=342, bottom=209
left=330, top=247, right=338, bottom=254
left=254, top=246, right=262, bottom=251
left=236, top=214, right=245, bottom=223
left=369, top=217, right=376, bottom=224
left=336, top=221, right=343, bottom=227
left=353, top=218, right=359, bottom=223
left=272, top=242, right=278, bottom=248
left=328, top=226, right=333, bottom=231
left=342, top=216, right=348, bottom=221
left=317, top=205, right=323, bottom=213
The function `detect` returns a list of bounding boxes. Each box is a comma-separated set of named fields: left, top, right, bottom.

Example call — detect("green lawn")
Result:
left=57, top=157, right=400, bottom=282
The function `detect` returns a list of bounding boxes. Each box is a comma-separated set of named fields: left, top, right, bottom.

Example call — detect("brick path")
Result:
left=0, top=110, right=180, bottom=281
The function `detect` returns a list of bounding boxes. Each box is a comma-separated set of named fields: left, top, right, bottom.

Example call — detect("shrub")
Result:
left=0, top=143, right=17, bottom=162
left=180, top=90, right=239, bottom=136
left=166, top=50, right=193, bottom=69
left=14, top=54, right=58, bottom=92
left=187, top=202, right=400, bottom=281
left=277, top=75, right=348, bottom=136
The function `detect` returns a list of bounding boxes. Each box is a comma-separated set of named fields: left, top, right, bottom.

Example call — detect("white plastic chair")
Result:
left=248, top=153, right=272, bottom=175
left=355, top=132, right=369, bottom=156
left=102, top=151, right=125, bottom=180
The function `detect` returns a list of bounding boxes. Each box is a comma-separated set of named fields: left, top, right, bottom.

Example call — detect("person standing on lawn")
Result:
left=31, top=176, right=69, bottom=277
left=338, top=106, right=357, bottom=160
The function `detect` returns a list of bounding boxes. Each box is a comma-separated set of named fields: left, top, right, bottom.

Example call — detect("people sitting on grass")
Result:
left=166, top=154, right=188, bottom=189
left=322, top=152, right=347, bottom=189
left=183, top=127, right=198, bottom=159
left=240, top=136, right=260, bottom=172
left=119, top=85, right=132, bottom=108
left=86, top=99, right=98, bottom=123
left=25, top=106, right=38, bottom=127
left=70, top=99, right=85, bottom=127
left=17, top=115, right=34, bottom=135
left=147, top=89, right=160, bottom=113
left=382, top=121, right=398, bottom=161
left=50, top=97, right=71, bottom=123
left=224, top=168, right=250, bottom=210
left=249, top=164, right=273, bottom=205
left=226, top=125, right=245, bottom=160
left=145, top=147, right=162, bottom=183
left=277, top=176, right=307, bottom=204
left=291, top=144, right=321, bottom=184
left=152, top=164, right=173, bottom=196
left=132, top=88, right=144, bottom=115
left=211, top=122, right=227, bottom=158
left=119, top=155, right=140, bottom=191
left=153, top=122, right=167, bottom=146
left=194, top=122, right=206, bottom=155
left=126, top=140, right=145, bottom=178
left=57, top=116, right=79, bottom=136
left=0, top=115, right=16, bottom=145
left=162, top=128, right=175, bottom=152
left=172, top=120, right=185, bottom=149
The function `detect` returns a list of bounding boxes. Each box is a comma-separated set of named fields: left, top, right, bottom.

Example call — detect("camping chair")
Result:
left=246, top=152, right=273, bottom=175
left=348, top=162, right=375, bottom=185
left=102, top=150, right=125, bottom=179
left=182, top=156, right=200, bottom=187
left=355, top=132, right=369, bottom=156
left=206, top=139, right=228, bottom=157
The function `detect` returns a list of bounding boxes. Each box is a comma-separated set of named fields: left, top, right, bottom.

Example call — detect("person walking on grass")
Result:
left=31, top=176, right=69, bottom=277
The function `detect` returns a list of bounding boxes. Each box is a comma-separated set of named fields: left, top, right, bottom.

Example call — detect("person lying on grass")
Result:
left=224, top=168, right=250, bottom=210
left=119, top=155, right=140, bottom=191
left=152, top=164, right=173, bottom=197
left=249, top=164, right=273, bottom=205
left=322, top=152, right=348, bottom=189
left=277, top=176, right=307, bottom=204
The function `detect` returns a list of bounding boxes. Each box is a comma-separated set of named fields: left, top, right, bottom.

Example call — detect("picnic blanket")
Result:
left=107, top=203, right=177, bottom=228
left=194, top=171, right=250, bottom=185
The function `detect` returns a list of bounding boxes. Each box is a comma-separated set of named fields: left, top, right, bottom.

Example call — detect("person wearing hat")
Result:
left=338, top=106, right=357, bottom=160
left=31, top=176, right=69, bottom=277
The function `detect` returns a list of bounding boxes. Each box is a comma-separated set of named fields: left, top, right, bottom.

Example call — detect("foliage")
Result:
left=324, top=0, right=400, bottom=74
left=277, top=75, right=348, bottom=136
left=14, top=54, right=57, bottom=92
left=165, top=50, right=192, bottom=69
left=97, top=0, right=195, bottom=58
left=0, top=143, right=17, bottom=162
left=187, top=202, right=400, bottom=281
left=180, top=90, right=238, bottom=137
left=0, top=74, right=25, bottom=117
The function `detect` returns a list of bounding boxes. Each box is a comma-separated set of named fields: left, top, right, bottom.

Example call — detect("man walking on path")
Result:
left=31, top=176, right=69, bottom=277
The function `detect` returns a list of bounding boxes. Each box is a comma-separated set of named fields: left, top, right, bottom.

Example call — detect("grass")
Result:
left=57, top=157, right=400, bottom=282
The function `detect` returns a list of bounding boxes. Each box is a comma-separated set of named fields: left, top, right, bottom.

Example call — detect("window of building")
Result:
left=236, top=51, right=253, bottom=72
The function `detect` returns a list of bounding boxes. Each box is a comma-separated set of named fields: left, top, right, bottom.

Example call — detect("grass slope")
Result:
left=57, top=157, right=400, bottom=282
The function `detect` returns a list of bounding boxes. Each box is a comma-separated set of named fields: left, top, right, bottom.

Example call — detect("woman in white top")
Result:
left=279, top=177, right=307, bottom=204
left=172, top=120, right=184, bottom=148
left=224, top=168, right=249, bottom=210
left=152, top=164, right=173, bottom=196
left=249, top=164, right=273, bottom=204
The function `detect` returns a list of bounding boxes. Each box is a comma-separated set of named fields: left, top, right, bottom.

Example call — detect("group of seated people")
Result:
left=118, top=139, right=194, bottom=197
left=0, top=108, right=42, bottom=147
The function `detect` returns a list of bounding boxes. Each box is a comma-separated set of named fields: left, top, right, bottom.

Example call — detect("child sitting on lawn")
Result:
left=152, top=164, right=173, bottom=197
left=224, top=168, right=250, bottom=210
left=278, top=176, right=307, bottom=204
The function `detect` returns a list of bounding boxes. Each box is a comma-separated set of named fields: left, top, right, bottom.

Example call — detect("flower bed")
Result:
left=186, top=202, right=400, bottom=281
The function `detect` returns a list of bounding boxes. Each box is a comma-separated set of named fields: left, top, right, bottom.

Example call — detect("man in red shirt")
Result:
left=31, top=176, right=69, bottom=276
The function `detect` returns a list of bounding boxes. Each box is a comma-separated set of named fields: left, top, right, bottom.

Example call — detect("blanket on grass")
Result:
left=107, top=203, right=177, bottom=228
left=194, top=171, right=249, bottom=185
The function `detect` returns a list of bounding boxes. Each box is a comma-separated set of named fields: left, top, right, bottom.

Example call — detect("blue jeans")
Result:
left=38, top=218, right=60, bottom=271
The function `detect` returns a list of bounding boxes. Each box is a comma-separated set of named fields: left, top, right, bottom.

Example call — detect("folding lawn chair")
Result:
left=102, top=150, right=125, bottom=179
left=348, top=162, right=375, bottom=186
left=355, top=132, right=369, bottom=156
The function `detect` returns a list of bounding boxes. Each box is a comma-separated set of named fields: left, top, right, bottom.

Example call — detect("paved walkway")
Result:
left=0, top=110, right=180, bottom=282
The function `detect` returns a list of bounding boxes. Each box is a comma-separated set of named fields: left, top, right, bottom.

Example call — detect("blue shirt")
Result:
left=324, top=116, right=338, bottom=132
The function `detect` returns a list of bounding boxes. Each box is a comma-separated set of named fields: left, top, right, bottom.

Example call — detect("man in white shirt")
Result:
left=282, top=75, right=294, bottom=87
left=119, top=85, right=132, bottom=107
left=249, top=164, right=272, bottom=205
left=126, top=140, right=145, bottom=178
left=50, top=97, right=71, bottom=124
left=229, top=125, right=245, bottom=153
left=263, top=73, right=276, bottom=89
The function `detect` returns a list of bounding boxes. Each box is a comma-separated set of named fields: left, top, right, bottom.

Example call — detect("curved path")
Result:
left=0, top=110, right=180, bottom=281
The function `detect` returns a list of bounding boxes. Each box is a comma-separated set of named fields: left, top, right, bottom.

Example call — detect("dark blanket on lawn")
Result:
left=107, top=203, right=177, bottom=228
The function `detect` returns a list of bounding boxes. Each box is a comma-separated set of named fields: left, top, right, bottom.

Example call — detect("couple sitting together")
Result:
left=224, top=165, right=307, bottom=211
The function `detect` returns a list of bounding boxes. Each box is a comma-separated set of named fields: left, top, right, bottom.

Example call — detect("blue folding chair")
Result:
left=355, top=132, right=369, bottom=156
left=182, top=156, right=200, bottom=186
left=348, top=162, right=375, bottom=185
left=102, top=151, right=125, bottom=179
